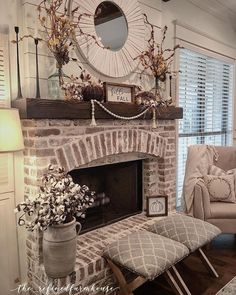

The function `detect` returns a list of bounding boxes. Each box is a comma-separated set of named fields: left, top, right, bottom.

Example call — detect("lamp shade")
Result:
left=0, top=108, right=24, bottom=152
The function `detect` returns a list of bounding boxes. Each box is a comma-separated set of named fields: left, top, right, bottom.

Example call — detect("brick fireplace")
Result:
left=21, top=115, right=178, bottom=294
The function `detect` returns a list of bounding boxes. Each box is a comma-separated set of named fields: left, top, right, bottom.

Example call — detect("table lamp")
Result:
left=0, top=108, right=24, bottom=152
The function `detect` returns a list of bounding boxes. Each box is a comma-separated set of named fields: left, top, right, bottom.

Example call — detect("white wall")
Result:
left=162, top=0, right=236, bottom=50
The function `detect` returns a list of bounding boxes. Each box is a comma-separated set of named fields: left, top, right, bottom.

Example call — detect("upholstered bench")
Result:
left=149, top=214, right=221, bottom=278
left=103, top=231, right=191, bottom=295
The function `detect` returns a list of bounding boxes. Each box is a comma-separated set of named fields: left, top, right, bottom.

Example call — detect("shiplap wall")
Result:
left=21, top=0, right=162, bottom=99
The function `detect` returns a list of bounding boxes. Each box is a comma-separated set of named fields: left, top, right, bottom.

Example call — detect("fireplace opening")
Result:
left=69, top=160, right=143, bottom=233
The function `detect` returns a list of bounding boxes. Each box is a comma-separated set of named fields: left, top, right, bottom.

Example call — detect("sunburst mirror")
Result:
left=67, top=0, right=145, bottom=77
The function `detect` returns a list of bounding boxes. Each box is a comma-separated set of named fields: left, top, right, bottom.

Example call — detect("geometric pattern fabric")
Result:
left=216, top=276, right=236, bottom=295
left=103, top=231, right=189, bottom=280
left=149, top=214, right=221, bottom=252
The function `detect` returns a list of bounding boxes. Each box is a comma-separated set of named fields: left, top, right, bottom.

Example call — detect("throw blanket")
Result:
left=182, top=145, right=219, bottom=215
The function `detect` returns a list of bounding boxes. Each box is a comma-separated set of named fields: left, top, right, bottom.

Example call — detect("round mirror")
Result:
left=94, top=1, right=128, bottom=51
left=68, top=0, right=145, bottom=77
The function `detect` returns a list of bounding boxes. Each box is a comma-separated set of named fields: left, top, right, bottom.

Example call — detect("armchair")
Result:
left=193, top=146, right=236, bottom=233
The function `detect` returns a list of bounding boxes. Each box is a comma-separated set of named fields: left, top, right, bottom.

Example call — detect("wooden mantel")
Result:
left=12, top=98, right=183, bottom=120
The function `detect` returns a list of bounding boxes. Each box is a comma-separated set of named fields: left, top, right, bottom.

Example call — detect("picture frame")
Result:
left=146, top=195, right=168, bottom=217
left=104, top=82, right=135, bottom=103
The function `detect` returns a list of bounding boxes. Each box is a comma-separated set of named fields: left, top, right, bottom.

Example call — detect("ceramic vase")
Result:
left=43, top=218, right=81, bottom=278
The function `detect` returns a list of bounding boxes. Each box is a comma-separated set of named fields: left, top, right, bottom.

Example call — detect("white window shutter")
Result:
left=0, top=33, right=10, bottom=108
left=0, top=32, right=20, bottom=292
left=0, top=32, right=14, bottom=194
left=0, top=154, right=14, bottom=194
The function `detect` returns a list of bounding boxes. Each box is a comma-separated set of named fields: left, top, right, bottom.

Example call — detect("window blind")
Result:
left=177, top=48, right=234, bottom=207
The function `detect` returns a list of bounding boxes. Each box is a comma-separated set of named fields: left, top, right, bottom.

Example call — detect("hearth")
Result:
left=69, top=160, right=143, bottom=233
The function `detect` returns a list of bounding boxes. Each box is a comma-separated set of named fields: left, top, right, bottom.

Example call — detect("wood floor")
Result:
left=134, top=234, right=236, bottom=295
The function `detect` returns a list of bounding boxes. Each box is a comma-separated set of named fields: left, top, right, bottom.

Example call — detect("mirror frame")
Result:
left=68, top=0, right=145, bottom=78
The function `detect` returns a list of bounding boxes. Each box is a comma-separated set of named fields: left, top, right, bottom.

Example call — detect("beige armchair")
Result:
left=193, top=146, right=236, bottom=233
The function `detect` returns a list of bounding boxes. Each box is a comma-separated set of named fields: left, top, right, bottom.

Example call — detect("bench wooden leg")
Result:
left=107, top=259, right=191, bottom=295
left=107, top=259, right=132, bottom=295
left=197, top=248, right=219, bottom=278
left=171, top=266, right=192, bottom=295
left=164, top=270, right=185, bottom=295
left=107, top=259, right=147, bottom=295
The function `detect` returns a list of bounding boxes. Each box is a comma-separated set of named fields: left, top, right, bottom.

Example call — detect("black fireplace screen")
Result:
left=69, top=160, right=143, bottom=233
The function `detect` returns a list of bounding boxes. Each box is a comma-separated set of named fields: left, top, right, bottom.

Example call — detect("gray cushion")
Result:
left=149, top=215, right=221, bottom=252
left=216, top=276, right=236, bottom=295
left=103, top=231, right=189, bottom=280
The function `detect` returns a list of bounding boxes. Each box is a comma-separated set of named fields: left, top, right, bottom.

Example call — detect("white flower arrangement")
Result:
left=15, top=166, right=95, bottom=231
left=61, top=70, right=104, bottom=101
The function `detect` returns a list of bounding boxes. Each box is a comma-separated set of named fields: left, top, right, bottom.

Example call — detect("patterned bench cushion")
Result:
left=216, top=276, right=236, bottom=295
left=149, top=214, right=221, bottom=252
left=103, top=231, right=189, bottom=280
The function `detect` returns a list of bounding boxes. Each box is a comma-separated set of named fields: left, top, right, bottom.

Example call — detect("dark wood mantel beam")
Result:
left=12, top=98, right=183, bottom=120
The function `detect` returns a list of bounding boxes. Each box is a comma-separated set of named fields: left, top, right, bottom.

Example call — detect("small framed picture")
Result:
left=104, top=82, right=135, bottom=103
left=146, top=195, right=168, bottom=217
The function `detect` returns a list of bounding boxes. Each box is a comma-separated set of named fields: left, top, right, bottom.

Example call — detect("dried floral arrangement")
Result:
left=38, top=0, right=109, bottom=82
left=37, top=0, right=80, bottom=83
left=15, top=166, right=95, bottom=231
left=134, top=14, right=181, bottom=106
left=61, top=70, right=104, bottom=101
left=34, top=0, right=103, bottom=85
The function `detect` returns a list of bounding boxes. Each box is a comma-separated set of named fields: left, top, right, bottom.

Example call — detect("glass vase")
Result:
left=48, top=68, right=70, bottom=100
left=152, top=77, right=161, bottom=100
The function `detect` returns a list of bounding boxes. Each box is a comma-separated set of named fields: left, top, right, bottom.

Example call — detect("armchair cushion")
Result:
left=203, top=174, right=236, bottom=203
left=210, top=202, right=236, bottom=219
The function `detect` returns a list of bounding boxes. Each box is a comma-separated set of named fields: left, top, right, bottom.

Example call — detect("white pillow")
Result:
left=208, top=165, right=236, bottom=176
left=203, top=174, right=236, bottom=203
left=208, top=165, right=236, bottom=189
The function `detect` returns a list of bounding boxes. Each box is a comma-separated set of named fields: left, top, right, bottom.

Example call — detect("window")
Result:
left=177, top=48, right=234, bottom=207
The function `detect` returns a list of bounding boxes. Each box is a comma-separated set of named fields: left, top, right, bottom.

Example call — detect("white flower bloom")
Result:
left=57, top=205, right=65, bottom=214
left=15, top=166, right=95, bottom=231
